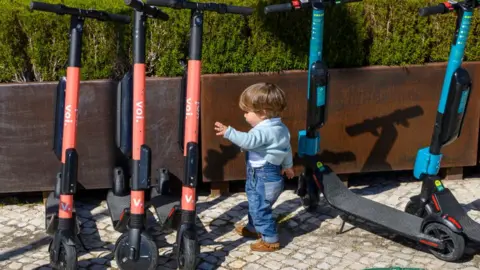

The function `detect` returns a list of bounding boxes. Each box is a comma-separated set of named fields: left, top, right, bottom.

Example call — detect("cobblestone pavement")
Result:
left=0, top=176, right=479, bottom=270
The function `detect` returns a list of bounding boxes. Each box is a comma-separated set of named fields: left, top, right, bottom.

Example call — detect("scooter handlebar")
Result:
left=145, top=0, right=177, bottom=8
left=30, top=1, right=131, bottom=24
left=146, top=0, right=253, bottom=15
left=419, top=3, right=449, bottom=16
left=264, top=0, right=362, bottom=14
left=264, top=3, right=292, bottom=14
left=125, top=0, right=169, bottom=20
left=224, top=5, right=254, bottom=15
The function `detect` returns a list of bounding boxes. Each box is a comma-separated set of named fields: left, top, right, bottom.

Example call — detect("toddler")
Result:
left=214, top=82, right=294, bottom=252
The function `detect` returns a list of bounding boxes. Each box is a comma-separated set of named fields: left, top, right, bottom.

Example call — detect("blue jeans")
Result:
left=244, top=162, right=284, bottom=243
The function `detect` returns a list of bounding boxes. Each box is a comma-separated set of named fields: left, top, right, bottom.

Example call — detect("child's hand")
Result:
left=214, top=122, right=228, bottom=136
left=282, top=168, right=295, bottom=179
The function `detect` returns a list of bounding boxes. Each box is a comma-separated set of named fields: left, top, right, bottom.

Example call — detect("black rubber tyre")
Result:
left=404, top=200, right=426, bottom=218
left=177, top=235, right=199, bottom=270
left=50, top=242, right=77, bottom=270
left=112, top=167, right=128, bottom=196
left=423, top=222, right=465, bottom=262
left=114, top=231, right=158, bottom=270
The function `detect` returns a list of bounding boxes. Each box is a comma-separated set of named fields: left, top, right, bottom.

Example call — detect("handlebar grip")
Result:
left=340, top=0, right=362, bottom=3
left=105, top=12, right=132, bottom=24
left=419, top=4, right=448, bottom=16
left=264, top=3, right=293, bottom=14
left=145, top=0, right=177, bottom=8
left=30, top=1, right=62, bottom=13
left=148, top=6, right=170, bottom=20
left=125, top=0, right=169, bottom=20
left=226, top=5, right=254, bottom=15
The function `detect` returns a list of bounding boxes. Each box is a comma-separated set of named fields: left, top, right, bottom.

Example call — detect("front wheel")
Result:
left=423, top=223, right=465, bottom=262
left=114, top=231, right=158, bottom=270
left=177, top=235, right=199, bottom=270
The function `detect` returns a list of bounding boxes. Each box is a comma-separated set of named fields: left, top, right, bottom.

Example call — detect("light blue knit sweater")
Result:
left=224, top=118, right=293, bottom=169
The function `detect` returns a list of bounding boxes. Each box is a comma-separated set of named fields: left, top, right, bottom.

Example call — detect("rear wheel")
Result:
left=423, top=223, right=465, bottom=262
left=405, top=200, right=426, bottom=218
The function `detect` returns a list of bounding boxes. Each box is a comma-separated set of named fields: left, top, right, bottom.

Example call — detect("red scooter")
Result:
left=105, top=1, right=179, bottom=269
left=146, top=0, right=253, bottom=269
left=30, top=1, right=130, bottom=269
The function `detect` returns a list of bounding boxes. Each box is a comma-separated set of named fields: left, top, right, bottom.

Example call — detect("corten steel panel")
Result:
left=201, top=62, right=480, bottom=182
left=0, top=78, right=184, bottom=193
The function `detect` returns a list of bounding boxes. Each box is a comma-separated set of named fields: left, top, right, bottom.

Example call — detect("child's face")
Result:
left=244, top=111, right=265, bottom=127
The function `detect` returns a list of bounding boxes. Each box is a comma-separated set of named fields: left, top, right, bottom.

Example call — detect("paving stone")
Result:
left=8, top=262, right=22, bottom=270
left=0, top=178, right=480, bottom=270
left=228, top=260, right=246, bottom=269
left=242, top=263, right=262, bottom=270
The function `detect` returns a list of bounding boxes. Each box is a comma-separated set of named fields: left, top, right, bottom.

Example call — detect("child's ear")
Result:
left=260, top=110, right=268, bottom=119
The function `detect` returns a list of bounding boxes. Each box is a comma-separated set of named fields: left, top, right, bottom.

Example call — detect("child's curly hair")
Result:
left=239, top=82, right=287, bottom=118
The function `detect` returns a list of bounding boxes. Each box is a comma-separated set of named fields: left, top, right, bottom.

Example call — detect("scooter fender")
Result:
left=421, top=214, right=463, bottom=234
left=49, top=229, right=76, bottom=263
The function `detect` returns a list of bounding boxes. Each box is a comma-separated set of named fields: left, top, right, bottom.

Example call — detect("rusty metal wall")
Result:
left=0, top=78, right=184, bottom=193
left=201, top=62, right=480, bottom=182
left=1, top=62, right=479, bottom=193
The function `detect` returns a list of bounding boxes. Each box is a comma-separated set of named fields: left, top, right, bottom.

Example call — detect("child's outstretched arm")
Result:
left=282, top=146, right=293, bottom=169
left=214, top=122, right=267, bottom=150
left=282, top=146, right=295, bottom=179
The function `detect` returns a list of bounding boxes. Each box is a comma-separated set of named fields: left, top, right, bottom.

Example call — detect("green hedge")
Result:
left=1, top=0, right=479, bottom=82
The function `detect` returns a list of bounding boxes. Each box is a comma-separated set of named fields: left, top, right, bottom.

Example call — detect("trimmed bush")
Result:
left=0, top=0, right=479, bottom=82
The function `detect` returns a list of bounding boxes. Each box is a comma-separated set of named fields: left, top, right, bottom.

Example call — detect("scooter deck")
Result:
left=149, top=188, right=180, bottom=229
left=435, top=189, right=480, bottom=242
left=106, top=190, right=131, bottom=232
left=321, top=170, right=426, bottom=240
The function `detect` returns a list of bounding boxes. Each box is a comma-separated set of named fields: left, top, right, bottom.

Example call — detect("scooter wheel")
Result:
left=49, top=241, right=77, bottom=270
left=424, top=223, right=465, bottom=262
left=114, top=231, right=158, bottom=270
left=404, top=200, right=425, bottom=217
left=177, top=235, right=199, bottom=270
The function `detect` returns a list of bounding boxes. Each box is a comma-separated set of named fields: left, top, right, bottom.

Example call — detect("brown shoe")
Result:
left=250, top=239, right=280, bottom=252
left=234, top=225, right=261, bottom=239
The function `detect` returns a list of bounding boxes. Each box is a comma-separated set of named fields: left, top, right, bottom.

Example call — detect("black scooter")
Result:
left=30, top=1, right=130, bottom=269
left=266, top=0, right=480, bottom=263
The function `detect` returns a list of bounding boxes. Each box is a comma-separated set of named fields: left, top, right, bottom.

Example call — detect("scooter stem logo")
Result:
left=133, top=198, right=143, bottom=208
left=60, top=202, right=71, bottom=212
left=135, top=101, right=144, bottom=123
left=186, top=98, right=200, bottom=120
left=64, top=104, right=73, bottom=125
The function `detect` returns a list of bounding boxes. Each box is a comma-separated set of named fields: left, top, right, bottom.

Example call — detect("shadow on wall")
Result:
left=293, top=150, right=357, bottom=168
left=345, top=105, right=424, bottom=172
left=203, top=143, right=241, bottom=181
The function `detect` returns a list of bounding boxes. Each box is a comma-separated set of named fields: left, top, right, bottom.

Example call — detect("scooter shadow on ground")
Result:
left=0, top=191, right=108, bottom=265
left=462, top=199, right=480, bottom=213
left=69, top=193, right=230, bottom=269
left=201, top=183, right=341, bottom=268
left=347, top=172, right=402, bottom=196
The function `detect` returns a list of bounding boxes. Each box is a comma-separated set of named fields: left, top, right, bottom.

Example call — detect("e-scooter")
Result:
left=104, top=1, right=179, bottom=269
left=265, top=0, right=480, bottom=262
left=146, top=0, right=253, bottom=268
left=30, top=2, right=130, bottom=269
